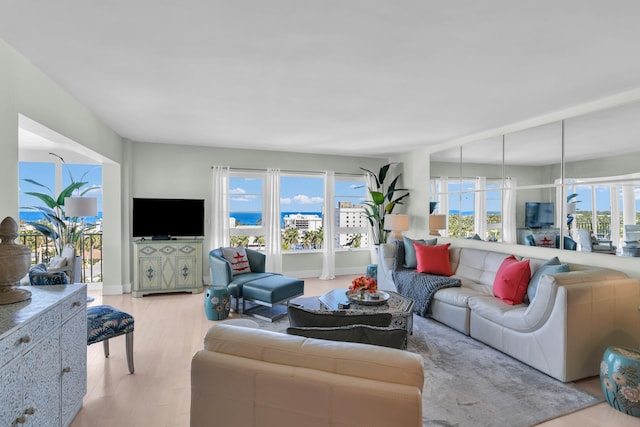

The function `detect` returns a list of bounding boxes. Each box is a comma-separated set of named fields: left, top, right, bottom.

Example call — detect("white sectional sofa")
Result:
left=378, top=241, right=640, bottom=382
left=191, top=324, right=425, bottom=427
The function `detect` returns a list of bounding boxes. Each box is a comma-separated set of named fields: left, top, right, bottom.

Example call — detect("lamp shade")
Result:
left=566, top=203, right=577, bottom=215
left=429, top=214, right=446, bottom=236
left=65, top=197, right=98, bottom=217
left=385, top=214, right=409, bottom=231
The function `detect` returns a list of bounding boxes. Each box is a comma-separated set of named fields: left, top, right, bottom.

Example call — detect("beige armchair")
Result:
left=47, top=244, right=77, bottom=282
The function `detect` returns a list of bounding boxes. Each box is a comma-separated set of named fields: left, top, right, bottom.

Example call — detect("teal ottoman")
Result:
left=242, top=275, right=304, bottom=321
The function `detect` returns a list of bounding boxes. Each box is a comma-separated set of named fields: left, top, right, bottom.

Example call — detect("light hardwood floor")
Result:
left=71, top=276, right=640, bottom=427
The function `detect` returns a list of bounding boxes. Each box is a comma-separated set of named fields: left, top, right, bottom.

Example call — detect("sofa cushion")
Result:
left=403, top=236, right=437, bottom=268
left=527, top=257, right=569, bottom=303
left=452, top=248, right=512, bottom=287
left=414, top=243, right=452, bottom=276
left=493, top=255, right=531, bottom=305
left=468, top=296, right=528, bottom=329
left=221, top=246, right=251, bottom=275
left=432, top=286, right=488, bottom=308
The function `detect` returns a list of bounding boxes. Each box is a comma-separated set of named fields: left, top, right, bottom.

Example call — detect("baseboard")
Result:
left=284, top=267, right=364, bottom=279
left=102, top=283, right=125, bottom=295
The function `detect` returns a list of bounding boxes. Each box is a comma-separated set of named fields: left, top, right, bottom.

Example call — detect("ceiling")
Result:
left=3, top=1, right=640, bottom=158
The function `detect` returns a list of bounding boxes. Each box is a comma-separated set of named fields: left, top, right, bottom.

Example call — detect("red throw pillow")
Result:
left=414, top=242, right=452, bottom=276
left=493, top=255, right=531, bottom=305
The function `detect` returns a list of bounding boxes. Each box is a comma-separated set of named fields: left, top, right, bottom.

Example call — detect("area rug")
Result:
left=253, top=313, right=602, bottom=427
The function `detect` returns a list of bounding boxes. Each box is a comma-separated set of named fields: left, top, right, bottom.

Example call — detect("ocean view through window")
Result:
left=228, top=172, right=369, bottom=251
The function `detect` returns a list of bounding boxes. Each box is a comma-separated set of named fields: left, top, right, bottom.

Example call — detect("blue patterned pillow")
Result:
left=29, top=263, right=69, bottom=285
left=403, top=236, right=437, bottom=268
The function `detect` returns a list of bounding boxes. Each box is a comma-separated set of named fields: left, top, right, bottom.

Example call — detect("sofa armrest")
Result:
left=376, top=243, right=397, bottom=291
left=518, top=269, right=637, bottom=332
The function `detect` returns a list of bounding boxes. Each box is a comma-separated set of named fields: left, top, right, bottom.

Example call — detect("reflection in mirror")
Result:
left=460, top=137, right=503, bottom=241
left=565, top=101, right=640, bottom=254
left=504, top=122, right=562, bottom=246
left=430, top=146, right=461, bottom=237
left=428, top=99, right=640, bottom=256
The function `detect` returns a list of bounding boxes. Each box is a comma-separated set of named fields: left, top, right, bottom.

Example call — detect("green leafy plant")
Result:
left=21, top=153, right=98, bottom=256
left=360, top=163, right=410, bottom=245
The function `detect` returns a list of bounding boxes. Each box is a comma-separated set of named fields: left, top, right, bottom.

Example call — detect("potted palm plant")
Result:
left=360, top=163, right=410, bottom=246
left=21, top=153, right=98, bottom=257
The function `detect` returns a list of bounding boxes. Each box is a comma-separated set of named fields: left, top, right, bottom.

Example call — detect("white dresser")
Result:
left=0, top=284, right=87, bottom=427
left=132, top=239, right=203, bottom=297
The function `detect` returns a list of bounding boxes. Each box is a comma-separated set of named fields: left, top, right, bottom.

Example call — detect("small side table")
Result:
left=366, top=264, right=377, bottom=279
left=600, top=346, right=640, bottom=417
left=204, top=286, right=231, bottom=321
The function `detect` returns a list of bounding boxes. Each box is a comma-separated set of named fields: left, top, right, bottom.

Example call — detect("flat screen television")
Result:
left=525, top=202, right=555, bottom=228
left=132, top=198, right=205, bottom=239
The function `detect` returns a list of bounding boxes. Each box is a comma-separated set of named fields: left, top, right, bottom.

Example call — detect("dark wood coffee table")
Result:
left=290, top=289, right=415, bottom=334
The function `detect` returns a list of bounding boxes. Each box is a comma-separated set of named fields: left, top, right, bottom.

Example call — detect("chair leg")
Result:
left=102, top=339, right=110, bottom=358
left=125, top=331, right=135, bottom=374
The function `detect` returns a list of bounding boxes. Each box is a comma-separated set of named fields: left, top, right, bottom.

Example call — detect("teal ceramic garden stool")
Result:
left=204, top=286, right=231, bottom=320
left=366, top=264, right=377, bottom=280
left=600, top=346, right=640, bottom=417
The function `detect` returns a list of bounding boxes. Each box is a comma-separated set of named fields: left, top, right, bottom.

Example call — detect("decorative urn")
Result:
left=0, top=216, right=32, bottom=304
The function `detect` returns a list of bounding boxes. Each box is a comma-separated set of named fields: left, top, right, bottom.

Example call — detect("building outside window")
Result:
left=335, top=177, right=368, bottom=248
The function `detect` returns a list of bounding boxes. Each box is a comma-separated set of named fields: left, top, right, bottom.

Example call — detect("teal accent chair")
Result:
left=209, top=248, right=274, bottom=312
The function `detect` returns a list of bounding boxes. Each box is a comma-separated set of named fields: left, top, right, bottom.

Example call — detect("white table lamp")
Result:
left=385, top=214, right=409, bottom=243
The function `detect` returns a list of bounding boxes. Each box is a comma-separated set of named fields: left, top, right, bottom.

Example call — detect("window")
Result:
left=280, top=175, right=324, bottom=250
left=335, top=176, right=368, bottom=248
left=228, top=173, right=264, bottom=248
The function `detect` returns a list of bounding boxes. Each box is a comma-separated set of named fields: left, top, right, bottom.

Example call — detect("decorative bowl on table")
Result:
left=345, top=290, right=390, bottom=306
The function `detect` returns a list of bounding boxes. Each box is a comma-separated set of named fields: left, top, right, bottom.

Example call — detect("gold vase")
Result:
left=0, top=216, right=32, bottom=304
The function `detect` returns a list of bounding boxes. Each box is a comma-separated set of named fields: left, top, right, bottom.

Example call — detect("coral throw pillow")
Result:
left=221, top=246, right=251, bottom=275
left=414, top=242, right=452, bottom=276
left=493, top=255, right=531, bottom=305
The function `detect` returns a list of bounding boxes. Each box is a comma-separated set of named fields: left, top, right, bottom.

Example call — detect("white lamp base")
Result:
left=387, top=231, right=404, bottom=244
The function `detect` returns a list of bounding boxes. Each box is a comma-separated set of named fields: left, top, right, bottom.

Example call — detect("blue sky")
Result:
left=19, top=162, right=103, bottom=212
left=229, top=176, right=366, bottom=212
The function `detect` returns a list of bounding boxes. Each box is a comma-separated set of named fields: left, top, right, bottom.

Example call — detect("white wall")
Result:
left=130, top=141, right=385, bottom=280
left=0, top=40, right=127, bottom=291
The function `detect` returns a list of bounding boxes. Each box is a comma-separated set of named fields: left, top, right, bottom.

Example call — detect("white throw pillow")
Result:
left=48, top=256, right=67, bottom=270
left=220, top=246, right=251, bottom=275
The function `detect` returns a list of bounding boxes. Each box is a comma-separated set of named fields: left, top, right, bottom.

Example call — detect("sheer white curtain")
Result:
left=474, top=177, right=486, bottom=239
left=265, top=168, right=282, bottom=273
left=609, top=184, right=620, bottom=245
left=210, top=166, right=229, bottom=249
left=503, top=177, right=517, bottom=244
left=437, top=177, right=449, bottom=236
left=320, top=171, right=336, bottom=279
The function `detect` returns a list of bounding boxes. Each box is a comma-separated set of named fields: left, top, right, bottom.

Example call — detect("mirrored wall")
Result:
left=430, top=100, right=640, bottom=256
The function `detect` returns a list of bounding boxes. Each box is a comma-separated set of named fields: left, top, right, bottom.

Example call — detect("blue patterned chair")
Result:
left=28, top=263, right=69, bottom=285
left=87, top=305, right=135, bottom=374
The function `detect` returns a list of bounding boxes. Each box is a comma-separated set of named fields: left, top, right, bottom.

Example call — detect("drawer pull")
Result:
left=24, top=407, right=35, bottom=415
left=72, top=301, right=82, bottom=307
left=19, top=335, right=31, bottom=344
left=14, top=415, right=26, bottom=424
left=62, top=366, right=71, bottom=373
